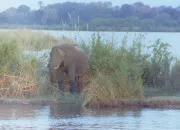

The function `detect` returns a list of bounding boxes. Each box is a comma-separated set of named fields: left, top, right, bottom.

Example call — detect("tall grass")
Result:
left=81, top=33, right=178, bottom=107
left=0, top=39, right=40, bottom=97
left=170, top=59, right=180, bottom=89
left=82, top=34, right=145, bottom=107
left=0, top=28, right=73, bottom=50
left=142, top=39, right=174, bottom=88
left=0, top=40, right=21, bottom=74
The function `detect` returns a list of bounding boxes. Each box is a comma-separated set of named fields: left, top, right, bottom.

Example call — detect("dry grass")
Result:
left=82, top=72, right=144, bottom=107
left=80, top=34, right=144, bottom=107
left=0, top=74, right=38, bottom=98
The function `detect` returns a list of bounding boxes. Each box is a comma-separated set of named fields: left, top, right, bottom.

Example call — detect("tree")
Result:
left=120, top=4, right=135, bottom=18
left=140, top=19, right=154, bottom=30
left=38, top=1, right=44, bottom=9
left=17, top=5, right=30, bottom=13
left=0, top=1, right=179, bottom=31
left=41, top=8, right=59, bottom=24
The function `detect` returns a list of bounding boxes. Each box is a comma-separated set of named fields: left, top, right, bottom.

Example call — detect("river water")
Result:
left=1, top=29, right=180, bottom=57
left=36, top=30, right=180, bottom=57
left=0, top=103, right=179, bottom=130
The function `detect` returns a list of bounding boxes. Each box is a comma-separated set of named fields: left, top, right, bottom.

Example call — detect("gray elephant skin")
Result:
left=48, top=44, right=88, bottom=94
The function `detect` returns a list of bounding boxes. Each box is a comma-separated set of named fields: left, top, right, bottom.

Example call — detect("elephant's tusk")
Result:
left=54, top=65, right=59, bottom=70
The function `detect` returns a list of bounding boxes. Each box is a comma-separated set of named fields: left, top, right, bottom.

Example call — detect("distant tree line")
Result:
left=1, top=1, right=180, bottom=31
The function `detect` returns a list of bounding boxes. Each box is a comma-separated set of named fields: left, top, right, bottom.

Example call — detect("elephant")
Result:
left=48, top=44, right=88, bottom=94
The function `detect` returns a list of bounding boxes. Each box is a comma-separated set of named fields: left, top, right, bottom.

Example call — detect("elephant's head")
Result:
left=49, top=46, right=65, bottom=84
left=48, top=44, right=76, bottom=84
left=51, top=46, right=65, bottom=69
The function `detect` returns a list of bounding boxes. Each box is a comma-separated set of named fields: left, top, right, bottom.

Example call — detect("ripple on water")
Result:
left=0, top=104, right=180, bottom=130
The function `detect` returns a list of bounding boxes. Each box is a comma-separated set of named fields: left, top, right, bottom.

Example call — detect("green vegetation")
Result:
left=81, top=33, right=180, bottom=107
left=0, top=40, right=21, bottom=74
left=142, top=39, right=174, bottom=88
left=0, top=29, right=73, bottom=50
left=83, top=34, right=144, bottom=107
left=0, top=29, right=73, bottom=98
left=1, top=2, right=180, bottom=31
left=0, top=29, right=179, bottom=107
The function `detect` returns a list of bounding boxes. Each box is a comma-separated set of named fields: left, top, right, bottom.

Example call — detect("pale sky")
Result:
left=0, top=0, right=179, bottom=11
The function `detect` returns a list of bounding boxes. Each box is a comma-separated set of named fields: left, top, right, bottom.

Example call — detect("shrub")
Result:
left=0, top=39, right=41, bottom=97
left=170, top=59, right=180, bottom=89
left=142, top=39, right=174, bottom=88
left=83, top=33, right=145, bottom=107
left=0, top=40, right=21, bottom=74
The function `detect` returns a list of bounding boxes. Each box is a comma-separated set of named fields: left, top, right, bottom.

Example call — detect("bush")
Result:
left=170, top=59, right=180, bottom=89
left=142, top=39, right=174, bottom=88
left=83, top=34, right=144, bottom=107
left=0, top=39, right=41, bottom=97
left=0, top=40, right=21, bottom=74
left=0, top=39, right=40, bottom=80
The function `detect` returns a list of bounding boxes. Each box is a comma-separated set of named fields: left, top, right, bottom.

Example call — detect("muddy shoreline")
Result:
left=116, top=98, right=180, bottom=109
left=0, top=96, right=180, bottom=109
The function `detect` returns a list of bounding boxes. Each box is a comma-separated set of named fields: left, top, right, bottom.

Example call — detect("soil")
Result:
left=117, top=98, right=180, bottom=109
left=0, top=96, right=180, bottom=109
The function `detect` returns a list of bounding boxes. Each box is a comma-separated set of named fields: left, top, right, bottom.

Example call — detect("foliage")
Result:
left=83, top=33, right=145, bottom=107
left=0, top=40, right=21, bottom=74
left=0, top=38, right=42, bottom=97
left=0, top=29, right=73, bottom=50
left=170, top=59, right=180, bottom=89
left=0, top=36, right=43, bottom=78
left=1, top=2, right=180, bottom=31
left=82, top=33, right=179, bottom=107
left=142, top=39, right=174, bottom=88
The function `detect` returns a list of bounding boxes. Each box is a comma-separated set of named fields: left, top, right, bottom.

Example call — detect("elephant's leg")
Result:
left=67, top=64, right=76, bottom=94
left=75, top=76, right=83, bottom=93
left=57, top=68, right=65, bottom=91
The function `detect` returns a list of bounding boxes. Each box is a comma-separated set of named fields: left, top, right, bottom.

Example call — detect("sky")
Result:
left=0, top=0, right=179, bottom=11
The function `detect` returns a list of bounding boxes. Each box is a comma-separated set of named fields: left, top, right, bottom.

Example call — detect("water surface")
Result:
left=1, top=29, right=180, bottom=57
left=36, top=30, right=180, bottom=57
left=0, top=103, right=179, bottom=130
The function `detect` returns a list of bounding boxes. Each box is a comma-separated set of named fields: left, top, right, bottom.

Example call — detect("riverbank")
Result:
left=1, top=96, right=180, bottom=109
left=1, top=25, right=180, bottom=32
left=117, top=97, right=180, bottom=109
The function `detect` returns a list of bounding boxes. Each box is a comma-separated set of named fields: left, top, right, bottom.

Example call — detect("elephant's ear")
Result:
left=63, top=47, right=76, bottom=66
left=58, top=49, right=65, bottom=56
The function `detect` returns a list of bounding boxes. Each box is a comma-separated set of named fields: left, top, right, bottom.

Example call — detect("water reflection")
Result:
left=89, top=107, right=142, bottom=117
left=0, top=104, right=40, bottom=120
left=49, top=105, right=143, bottom=129
left=49, top=103, right=143, bottom=119
left=0, top=103, right=179, bottom=129
left=50, top=103, right=85, bottom=118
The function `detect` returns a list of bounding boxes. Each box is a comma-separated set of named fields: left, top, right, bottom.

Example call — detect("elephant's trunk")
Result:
left=50, top=68, right=57, bottom=84
left=48, top=60, right=57, bottom=84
